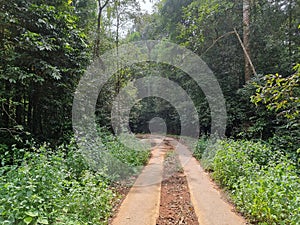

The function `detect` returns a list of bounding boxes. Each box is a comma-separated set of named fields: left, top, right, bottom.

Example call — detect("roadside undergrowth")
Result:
left=193, top=138, right=300, bottom=225
left=0, top=133, right=151, bottom=225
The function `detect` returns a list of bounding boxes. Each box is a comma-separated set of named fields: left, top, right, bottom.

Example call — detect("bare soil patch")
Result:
left=156, top=146, right=199, bottom=225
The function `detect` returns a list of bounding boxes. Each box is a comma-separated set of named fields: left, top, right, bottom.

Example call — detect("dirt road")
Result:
left=111, top=136, right=247, bottom=225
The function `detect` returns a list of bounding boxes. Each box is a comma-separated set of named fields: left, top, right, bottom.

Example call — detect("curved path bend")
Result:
left=111, top=136, right=247, bottom=225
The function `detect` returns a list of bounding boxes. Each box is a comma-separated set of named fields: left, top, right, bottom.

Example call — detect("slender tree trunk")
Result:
left=15, top=96, right=21, bottom=125
left=23, top=91, right=26, bottom=125
left=93, top=0, right=110, bottom=58
left=93, top=0, right=102, bottom=58
left=243, top=0, right=251, bottom=82
left=116, top=5, right=120, bottom=94
left=32, top=87, right=40, bottom=135
left=115, top=4, right=121, bottom=133
left=288, top=0, right=292, bottom=69
left=3, top=82, right=11, bottom=128
left=27, top=92, right=32, bottom=131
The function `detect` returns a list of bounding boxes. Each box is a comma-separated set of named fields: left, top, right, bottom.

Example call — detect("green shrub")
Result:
left=233, top=161, right=300, bottom=224
left=193, top=136, right=218, bottom=171
left=193, top=136, right=208, bottom=160
left=212, top=140, right=258, bottom=189
left=201, top=139, right=300, bottom=225
left=104, top=134, right=150, bottom=167
left=0, top=143, right=114, bottom=225
left=100, top=133, right=150, bottom=180
left=0, top=143, right=9, bottom=166
left=0, top=130, right=151, bottom=224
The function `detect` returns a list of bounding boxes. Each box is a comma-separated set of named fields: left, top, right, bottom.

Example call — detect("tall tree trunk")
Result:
left=288, top=0, right=293, bottom=70
left=14, top=92, right=22, bottom=125
left=27, top=92, right=32, bottom=131
left=93, top=0, right=110, bottom=58
left=116, top=4, right=120, bottom=94
left=3, top=82, right=11, bottom=128
left=32, top=86, right=41, bottom=136
left=114, top=3, right=122, bottom=133
left=243, top=0, right=251, bottom=82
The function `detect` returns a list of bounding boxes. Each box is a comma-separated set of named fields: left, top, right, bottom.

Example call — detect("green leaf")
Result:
left=24, top=217, right=33, bottom=224
left=25, top=211, right=38, bottom=217
left=37, top=217, right=49, bottom=224
left=8, top=78, right=16, bottom=83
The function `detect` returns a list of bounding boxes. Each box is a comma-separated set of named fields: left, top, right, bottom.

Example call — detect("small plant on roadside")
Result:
left=194, top=136, right=218, bottom=171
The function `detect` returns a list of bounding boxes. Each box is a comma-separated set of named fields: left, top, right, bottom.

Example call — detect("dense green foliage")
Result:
left=0, top=0, right=91, bottom=145
left=2, top=0, right=298, bottom=147
left=0, top=1, right=150, bottom=224
left=0, top=142, right=114, bottom=225
left=192, top=62, right=300, bottom=223
left=251, top=64, right=300, bottom=156
left=0, top=133, right=149, bottom=224
left=98, top=130, right=150, bottom=179
left=127, top=0, right=299, bottom=139
left=195, top=139, right=300, bottom=224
